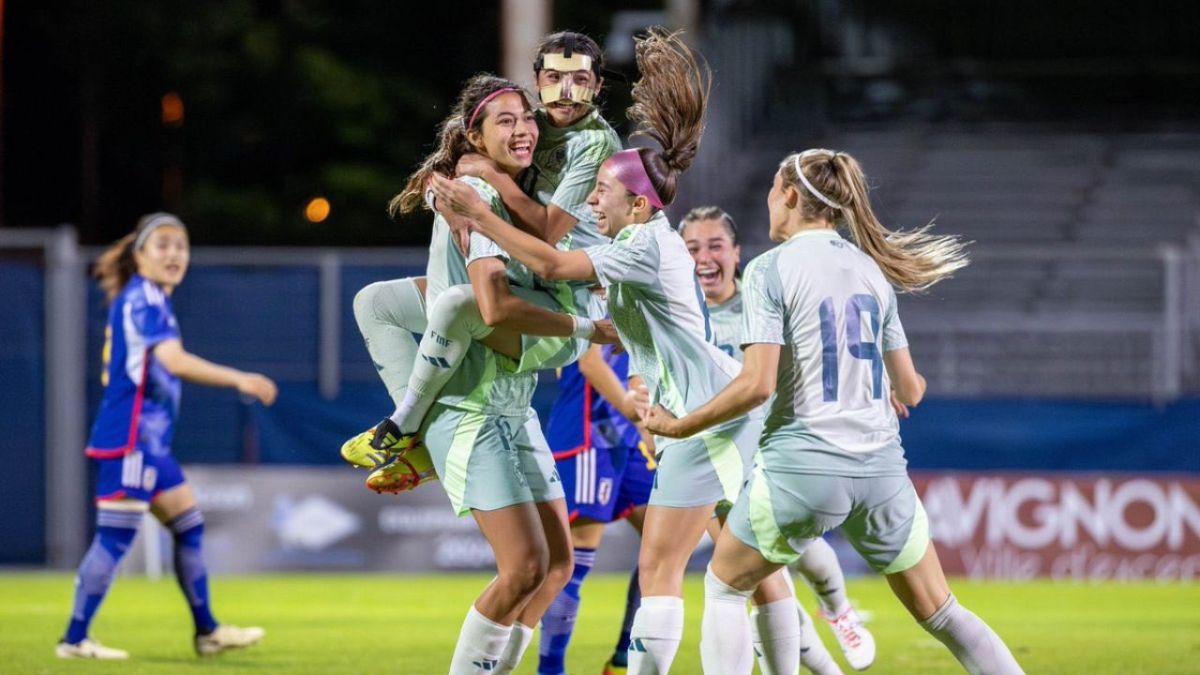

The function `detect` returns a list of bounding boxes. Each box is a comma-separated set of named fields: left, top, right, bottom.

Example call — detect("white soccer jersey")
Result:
left=741, top=229, right=908, bottom=466
left=583, top=211, right=746, bottom=442
left=707, top=287, right=745, bottom=363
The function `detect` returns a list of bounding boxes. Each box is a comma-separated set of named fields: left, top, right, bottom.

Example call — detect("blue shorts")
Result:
left=557, top=442, right=656, bottom=523
left=95, top=450, right=187, bottom=503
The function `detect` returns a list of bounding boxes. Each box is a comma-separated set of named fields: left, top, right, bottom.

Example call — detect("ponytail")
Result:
left=94, top=233, right=139, bottom=303
left=624, top=28, right=711, bottom=206
left=781, top=149, right=969, bottom=293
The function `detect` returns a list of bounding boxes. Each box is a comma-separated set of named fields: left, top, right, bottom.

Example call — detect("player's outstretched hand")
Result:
left=238, top=373, right=278, bottom=406
left=455, top=152, right=500, bottom=179
left=590, top=319, right=621, bottom=346
left=626, top=382, right=651, bottom=422
left=430, top=173, right=489, bottom=221
left=643, top=404, right=685, bottom=439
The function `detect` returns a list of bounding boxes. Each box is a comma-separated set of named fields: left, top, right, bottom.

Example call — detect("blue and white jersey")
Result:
left=742, top=229, right=909, bottom=474
left=544, top=344, right=641, bottom=459
left=86, top=275, right=182, bottom=458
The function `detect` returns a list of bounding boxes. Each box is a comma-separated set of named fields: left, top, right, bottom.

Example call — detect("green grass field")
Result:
left=2, top=572, right=1197, bottom=673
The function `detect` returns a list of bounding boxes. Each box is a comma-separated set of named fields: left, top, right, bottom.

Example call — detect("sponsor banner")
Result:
left=913, top=472, right=1200, bottom=581
left=132, top=466, right=644, bottom=574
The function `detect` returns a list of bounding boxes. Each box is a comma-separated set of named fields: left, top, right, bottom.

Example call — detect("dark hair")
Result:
left=679, top=205, right=738, bottom=245
left=534, top=31, right=604, bottom=78
left=93, top=212, right=188, bottom=302
left=390, top=74, right=531, bottom=217
left=625, top=28, right=712, bottom=207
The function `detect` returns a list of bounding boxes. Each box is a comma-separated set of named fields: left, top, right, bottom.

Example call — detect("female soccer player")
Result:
left=343, top=31, right=620, bottom=466
left=384, top=74, right=586, bottom=675
left=57, top=213, right=276, bottom=660
left=682, top=206, right=874, bottom=673
left=432, top=29, right=800, bottom=675
left=645, top=150, right=1023, bottom=675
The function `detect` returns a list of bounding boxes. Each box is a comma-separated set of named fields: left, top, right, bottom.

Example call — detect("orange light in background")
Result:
left=161, top=92, right=184, bottom=127
left=305, top=197, right=331, bottom=223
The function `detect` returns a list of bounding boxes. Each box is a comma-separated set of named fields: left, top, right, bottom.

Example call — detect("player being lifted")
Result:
left=342, top=31, right=620, bottom=482
left=682, top=206, right=875, bottom=673
left=432, top=28, right=802, bottom=675
left=644, top=150, right=1024, bottom=675
left=57, top=213, right=275, bottom=660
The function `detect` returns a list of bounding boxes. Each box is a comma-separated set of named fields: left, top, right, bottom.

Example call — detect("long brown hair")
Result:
left=625, top=28, right=712, bottom=206
left=389, top=74, right=530, bottom=217
left=93, top=212, right=188, bottom=303
left=780, top=150, right=969, bottom=293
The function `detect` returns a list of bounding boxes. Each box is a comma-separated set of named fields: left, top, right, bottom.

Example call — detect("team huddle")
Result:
left=60, top=27, right=1024, bottom=675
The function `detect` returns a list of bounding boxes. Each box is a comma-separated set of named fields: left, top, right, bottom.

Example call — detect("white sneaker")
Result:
left=195, top=624, right=265, bottom=656
left=822, top=607, right=876, bottom=670
left=55, top=638, right=129, bottom=660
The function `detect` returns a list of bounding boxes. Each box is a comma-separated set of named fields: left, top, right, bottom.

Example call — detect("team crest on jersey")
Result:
left=541, top=144, right=568, bottom=173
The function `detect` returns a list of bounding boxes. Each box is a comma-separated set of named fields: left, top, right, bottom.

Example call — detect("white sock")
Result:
left=750, top=597, right=801, bottom=675
left=495, top=621, right=533, bottom=674
left=700, top=568, right=754, bottom=675
left=628, top=595, right=685, bottom=675
left=393, top=284, right=494, bottom=433
left=780, top=569, right=842, bottom=675
left=794, top=538, right=849, bottom=616
left=920, top=594, right=1024, bottom=675
left=352, top=278, right=426, bottom=407
left=449, top=605, right=513, bottom=675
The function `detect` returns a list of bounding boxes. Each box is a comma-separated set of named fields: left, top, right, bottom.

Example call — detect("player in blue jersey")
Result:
left=433, top=29, right=803, bottom=675
left=538, top=342, right=656, bottom=675
left=682, top=206, right=874, bottom=673
left=646, top=150, right=1022, bottom=675
left=56, top=213, right=277, bottom=660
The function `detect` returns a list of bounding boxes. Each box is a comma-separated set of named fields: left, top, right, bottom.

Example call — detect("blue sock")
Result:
left=63, top=509, right=141, bottom=644
left=537, top=546, right=596, bottom=675
left=610, top=565, right=641, bottom=667
left=170, top=507, right=218, bottom=634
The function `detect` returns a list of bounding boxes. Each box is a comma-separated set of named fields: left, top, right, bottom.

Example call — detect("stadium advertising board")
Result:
left=913, top=472, right=1200, bottom=581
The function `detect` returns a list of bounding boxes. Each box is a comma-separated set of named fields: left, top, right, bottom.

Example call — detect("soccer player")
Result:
left=432, top=29, right=800, bottom=675
left=383, top=74, right=586, bottom=675
left=537, top=342, right=656, bottom=675
left=57, top=213, right=276, bottom=660
left=342, top=31, right=621, bottom=468
left=682, top=206, right=874, bottom=673
left=644, top=150, right=1024, bottom=675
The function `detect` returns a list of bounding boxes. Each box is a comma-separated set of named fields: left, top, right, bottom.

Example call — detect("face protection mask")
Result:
left=537, top=51, right=597, bottom=106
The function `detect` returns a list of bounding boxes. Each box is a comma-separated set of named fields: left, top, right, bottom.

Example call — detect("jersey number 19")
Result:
left=818, top=294, right=883, bottom=402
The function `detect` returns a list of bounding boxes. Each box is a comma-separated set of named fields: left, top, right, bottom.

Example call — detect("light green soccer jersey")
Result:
left=707, top=284, right=745, bottom=363
left=741, top=229, right=909, bottom=476
left=583, top=212, right=748, bottom=446
left=425, top=176, right=537, bottom=417
left=532, top=108, right=621, bottom=252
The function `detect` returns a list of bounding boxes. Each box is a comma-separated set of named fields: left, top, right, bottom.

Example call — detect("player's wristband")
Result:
left=424, top=188, right=438, bottom=211
left=571, top=315, right=595, bottom=339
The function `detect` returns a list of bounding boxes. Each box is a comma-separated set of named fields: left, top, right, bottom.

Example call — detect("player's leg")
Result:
left=538, top=517, right=606, bottom=675
left=150, top=461, right=263, bottom=656
left=501, top=498, right=573, bottom=675
left=457, top=502, right=552, bottom=675
left=605, top=456, right=653, bottom=674
left=848, top=475, right=1022, bottom=675
left=342, top=277, right=429, bottom=468
left=57, top=456, right=146, bottom=660
left=772, top=568, right=843, bottom=675
left=795, top=537, right=874, bottom=670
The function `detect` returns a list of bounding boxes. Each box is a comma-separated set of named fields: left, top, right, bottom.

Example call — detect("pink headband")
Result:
left=466, top=87, right=519, bottom=130
left=607, top=149, right=664, bottom=209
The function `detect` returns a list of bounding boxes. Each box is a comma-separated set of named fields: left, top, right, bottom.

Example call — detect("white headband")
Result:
left=134, top=214, right=186, bottom=249
left=793, top=150, right=843, bottom=210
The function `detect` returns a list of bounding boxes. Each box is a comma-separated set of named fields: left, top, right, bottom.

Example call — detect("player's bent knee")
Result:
left=352, top=283, right=383, bottom=324
left=498, top=557, right=550, bottom=598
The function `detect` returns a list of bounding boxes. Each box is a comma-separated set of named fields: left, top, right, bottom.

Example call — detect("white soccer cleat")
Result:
left=823, top=607, right=876, bottom=670
left=55, top=638, right=129, bottom=660
left=195, top=624, right=265, bottom=656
